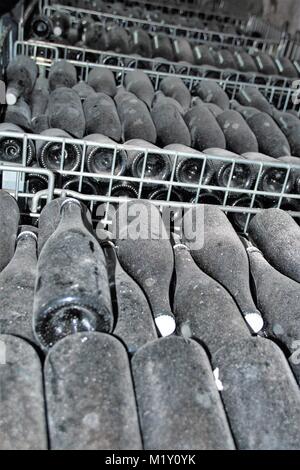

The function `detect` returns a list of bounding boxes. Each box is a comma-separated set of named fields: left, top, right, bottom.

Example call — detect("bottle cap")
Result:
left=155, top=315, right=176, bottom=337
left=245, top=313, right=264, bottom=334
left=17, top=230, right=38, bottom=242
left=60, top=197, right=82, bottom=212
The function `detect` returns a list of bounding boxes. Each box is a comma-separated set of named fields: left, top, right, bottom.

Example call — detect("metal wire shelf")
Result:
left=15, top=39, right=298, bottom=90
left=37, top=4, right=287, bottom=56
left=1, top=131, right=299, bottom=233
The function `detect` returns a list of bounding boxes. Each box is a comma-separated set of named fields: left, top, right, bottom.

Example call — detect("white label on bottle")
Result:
left=1, top=168, right=25, bottom=193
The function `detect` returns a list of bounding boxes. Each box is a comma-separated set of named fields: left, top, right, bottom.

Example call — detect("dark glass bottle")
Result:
left=234, top=51, right=258, bottom=73
left=48, top=87, right=86, bottom=139
left=196, top=81, right=230, bottom=110
left=85, top=133, right=127, bottom=180
left=124, top=70, right=154, bottom=109
left=253, top=51, right=279, bottom=76
left=83, top=93, right=121, bottom=141
left=30, top=15, right=53, bottom=40
left=236, top=87, right=273, bottom=115
left=87, top=67, right=117, bottom=97
left=248, top=208, right=300, bottom=283
left=108, top=182, right=138, bottom=198
left=45, top=332, right=142, bottom=449
left=34, top=198, right=113, bottom=351
left=184, top=105, right=226, bottom=151
left=62, top=176, right=100, bottom=195
left=132, top=336, right=235, bottom=450
left=36, top=128, right=81, bottom=172
left=0, top=228, right=37, bottom=343
left=272, top=109, right=300, bottom=157
left=173, top=37, right=194, bottom=65
left=0, top=190, right=19, bottom=272
left=48, top=60, right=77, bottom=91
left=151, top=101, right=191, bottom=147
left=159, top=76, right=191, bottom=113
left=129, top=28, right=153, bottom=58
left=152, top=33, right=174, bottom=62
left=113, top=200, right=176, bottom=336
left=216, top=109, right=258, bottom=154
left=228, top=195, right=264, bottom=231
left=6, top=56, right=38, bottom=106
left=183, top=204, right=264, bottom=333
left=193, top=45, right=216, bottom=67
left=0, top=122, right=35, bottom=165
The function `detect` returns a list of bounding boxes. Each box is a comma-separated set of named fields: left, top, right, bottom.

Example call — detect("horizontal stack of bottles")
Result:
left=1, top=192, right=300, bottom=450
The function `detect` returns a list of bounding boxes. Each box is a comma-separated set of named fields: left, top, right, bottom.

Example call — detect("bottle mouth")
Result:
left=34, top=300, right=112, bottom=351
left=87, top=147, right=127, bottom=178
left=149, top=188, right=183, bottom=202
left=39, top=142, right=81, bottom=171
left=155, top=314, right=176, bottom=337
left=261, top=168, right=293, bottom=193
left=110, top=184, right=138, bottom=198
left=63, top=177, right=100, bottom=195
left=32, top=18, right=51, bottom=38
left=0, top=137, right=34, bottom=165
left=220, top=164, right=253, bottom=191
left=176, top=158, right=213, bottom=191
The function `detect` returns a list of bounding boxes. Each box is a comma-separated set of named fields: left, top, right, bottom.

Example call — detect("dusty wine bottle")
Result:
left=34, top=199, right=113, bottom=351
left=254, top=51, right=279, bottom=76
left=228, top=195, right=264, bottom=231
left=115, top=91, right=157, bottom=143
left=215, top=49, right=236, bottom=70
left=47, top=87, right=86, bottom=139
left=48, top=60, right=77, bottom=91
left=125, top=138, right=171, bottom=184
left=159, top=76, right=191, bottom=113
left=193, top=45, right=216, bottom=67
left=4, top=99, right=32, bottom=131
left=174, top=238, right=250, bottom=357
left=124, top=70, right=154, bottom=109
left=84, top=21, right=105, bottom=50
left=113, top=200, right=176, bottom=336
left=246, top=112, right=291, bottom=159
left=6, top=56, right=38, bottom=105
left=216, top=110, right=258, bottom=154
left=72, top=81, right=96, bottom=102
left=45, top=332, right=142, bottom=449
left=272, top=109, right=300, bottom=157
left=213, top=337, right=300, bottom=449
left=0, top=227, right=37, bottom=343
left=36, top=128, right=81, bottom=171
left=0, top=335, right=47, bottom=450
left=230, top=100, right=260, bottom=121
left=173, top=37, right=194, bottom=64
left=0, top=122, right=35, bottom=165
left=196, top=80, right=230, bottom=110
left=152, top=91, right=184, bottom=115
left=105, top=25, right=130, bottom=54
left=273, top=56, right=298, bottom=78
left=129, top=28, right=153, bottom=58
left=234, top=51, right=258, bottom=73
left=184, top=105, right=226, bottom=151
left=152, top=33, right=174, bottom=62
left=0, top=191, right=19, bottom=272
left=85, top=133, right=127, bottom=180
left=183, top=205, right=264, bottom=333
left=87, top=67, right=117, bottom=97
left=248, top=208, right=300, bottom=283
left=151, top=101, right=191, bottom=147
left=83, top=93, right=121, bottom=142
left=203, top=102, right=223, bottom=118
left=236, top=87, right=273, bottom=115
left=132, top=336, right=235, bottom=450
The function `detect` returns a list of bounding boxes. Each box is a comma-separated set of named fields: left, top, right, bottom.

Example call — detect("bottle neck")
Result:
left=59, top=199, right=83, bottom=228
left=10, top=231, right=37, bottom=266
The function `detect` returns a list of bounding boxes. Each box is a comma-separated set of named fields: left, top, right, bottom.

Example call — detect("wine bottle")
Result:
left=129, top=28, right=153, bottom=58
left=115, top=91, right=157, bottom=143
left=36, top=128, right=81, bottom=171
left=87, top=67, right=117, bottom=97
left=236, top=87, right=273, bottom=115
left=248, top=208, right=300, bottom=283
left=203, top=102, right=223, bottom=118
left=84, top=21, right=105, bottom=50
left=173, top=37, right=194, bottom=65
left=48, top=60, right=77, bottom=91
left=151, top=101, right=191, bottom=147
left=0, top=228, right=37, bottom=343
left=31, top=78, right=49, bottom=122
left=32, top=115, right=49, bottom=134
left=213, top=337, right=300, bottom=449
left=113, top=200, right=176, bottom=336
left=159, top=76, right=191, bottom=113
left=183, top=205, right=264, bottom=333
left=148, top=187, right=183, bottom=202
left=0, top=191, right=19, bottom=272
left=191, top=190, right=223, bottom=205
left=6, top=56, right=38, bottom=106
left=50, top=10, right=70, bottom=39
left=34, top=199, right=113, bottom=351
left=72, top=81, right=96, bottom=102
left=152, top=91, right=184, bottom=115
left=83, top=93, right=121, bottom=142
left=45, top=332, right=142, bottom=449
left=272, top=109, right=300, bottom=157
left=164, top=142, right=214, bottom=190
left=0, top=122, right=35, bottom=165
left=244, top=238, right=300, bottom=359
left=278, top=156, right=300, bottom=194
left=215, top=49, right=236, bottom=70
left=4, top=99, right=32, bottom=132
left=125, top=138, right=171, bottom=184
left=174, top=238, right=250, bottom=357
left=246, top=112, right=291, bottom=159
left=233, top=51, right=258, bottom=73
left=196, top=81, right=230, bottom=110
left=254, top=51, right=279, bottom=76
left=273, top=56, right=298, bottom=78
left=109, top=182, right=138, bottom=198
left=203, top=148, right=255, bottom=193
left=47, top=87, right=86, bottom=139
left=193, top=44, right=216, bottom=67
left=216, top=110, right=258, bottom=154
left=85, top=133, right=127, bottom=180
left=0, top=334, right=47, bottom=450
left=105, top=26, right=130, bottom=54
left=30, top=15, right=53, bottom=40
left=230, top=100, right=260, bottom=121
left=132, top=336, right=235, bottom=450
left=124, top=70, right=154, bottom=109
left=38, top=197, right=66, bottom=255
left=103, top=242, right=157, bottom=354
left=26, top=166, right=49, bottom=195
left=229, top=195, right=264, bottom=231
left=184, top=105, right=226, bottom=151
left=62, top=176, right=100, bottom=195
left=152, top=33, right=174, bottom=62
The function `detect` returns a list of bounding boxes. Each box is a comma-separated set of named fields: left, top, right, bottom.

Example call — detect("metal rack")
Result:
left=1, top=128, right=300, bottom=233
left=15, top=39, right=297, bottom=91
left=37, top=4, right=287, bottom=56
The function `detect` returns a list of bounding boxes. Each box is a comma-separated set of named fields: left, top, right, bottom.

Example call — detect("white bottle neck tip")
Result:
left=155, top=315, right=176, bottom=337
left=6, top=92, right=17, bottom=106
left=245, top=313, right=264, bottom=334
left=53, top=26, right=63, bottom=36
